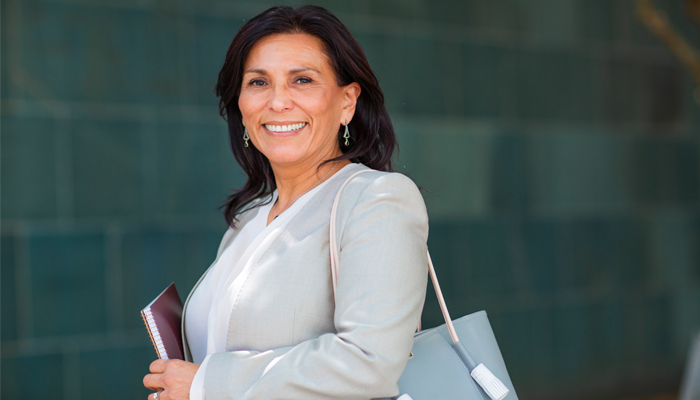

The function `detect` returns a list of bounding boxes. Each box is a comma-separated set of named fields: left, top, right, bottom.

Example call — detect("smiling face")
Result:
left=238, top=33, right=360, bottom=170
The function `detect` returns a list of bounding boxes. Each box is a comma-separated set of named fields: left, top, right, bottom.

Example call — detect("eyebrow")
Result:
left=243, top=67, right=322, bottom=75
left=290, top=67, right=321, bottom=74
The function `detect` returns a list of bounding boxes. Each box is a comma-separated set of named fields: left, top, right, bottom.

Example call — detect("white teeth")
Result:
left=265, top=122, right=305, bottom=132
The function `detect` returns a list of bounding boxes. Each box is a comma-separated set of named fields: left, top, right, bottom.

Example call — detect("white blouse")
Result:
left=186, top=169, right=346, bottom=400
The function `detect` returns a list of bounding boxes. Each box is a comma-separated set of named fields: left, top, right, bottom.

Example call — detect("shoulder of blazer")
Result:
left=282, top=164, right=422, bottom=241
left=339, top=171, right=425, bottom=226
left=334, top=167, right=423, bottom=214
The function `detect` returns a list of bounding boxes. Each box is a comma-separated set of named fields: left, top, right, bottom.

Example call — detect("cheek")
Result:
left=237, top=98, right=249, bottom=124
left=295, top=93, right=338, bottom=122
left=238, top=93, right=262, bottom=124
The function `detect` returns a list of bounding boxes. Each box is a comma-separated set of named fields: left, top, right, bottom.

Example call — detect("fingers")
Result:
left=144, top=359, right=198, bottom=400
left=143, top=373, right=162, bottom=392
left=149, top=359, right=169, bottom=373
left=150, top=359, right=188, bottom=374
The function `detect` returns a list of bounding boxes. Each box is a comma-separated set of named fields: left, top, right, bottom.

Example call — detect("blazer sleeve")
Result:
left=203, top=172, right=429, bottom=400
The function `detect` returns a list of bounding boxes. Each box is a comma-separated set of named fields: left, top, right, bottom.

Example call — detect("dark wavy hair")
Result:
left=216, top=5, right=397, bottom=227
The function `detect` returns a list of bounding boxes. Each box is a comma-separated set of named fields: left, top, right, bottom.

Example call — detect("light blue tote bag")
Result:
left=330, top=170, right=519, bottom=400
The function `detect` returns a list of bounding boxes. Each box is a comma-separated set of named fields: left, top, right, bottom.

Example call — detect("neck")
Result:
left=271, top=156, right=351, bottom=215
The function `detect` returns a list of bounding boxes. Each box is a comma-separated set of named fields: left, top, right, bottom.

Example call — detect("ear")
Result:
left=340, top=82, right=361, bottom=124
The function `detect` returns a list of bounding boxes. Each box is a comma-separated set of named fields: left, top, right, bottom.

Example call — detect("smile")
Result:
left=264, top=122, right=307, bottom=132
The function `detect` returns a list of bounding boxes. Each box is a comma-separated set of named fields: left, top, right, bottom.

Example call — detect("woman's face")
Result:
left=238, top=33, right=360, bottom=169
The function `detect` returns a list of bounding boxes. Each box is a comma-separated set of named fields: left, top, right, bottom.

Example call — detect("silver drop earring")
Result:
left=343, top=120, right=350, bottom=146
left=243, top=128, right=250, bottom=148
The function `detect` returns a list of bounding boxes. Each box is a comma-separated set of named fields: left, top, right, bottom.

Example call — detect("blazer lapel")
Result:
left=180, top=199, right=266, bottom=362
left=222, top=163, right=368, bottom=350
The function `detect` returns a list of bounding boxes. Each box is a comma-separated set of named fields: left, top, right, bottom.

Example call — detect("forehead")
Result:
left=244, top=33, right=332, bottom=71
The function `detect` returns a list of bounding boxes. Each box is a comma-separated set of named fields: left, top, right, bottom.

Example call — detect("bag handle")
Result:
left=329, top=170, right=461, bottom=345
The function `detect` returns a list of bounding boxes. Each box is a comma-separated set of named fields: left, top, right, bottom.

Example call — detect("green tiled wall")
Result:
left=2, top=354, right=64, bottom=399
left=1, top=118, right=58, bottom=219
left=156, top=121, right=244, bottom=217
left=2, top=236, right=18, bottom=341
left=3, top=0, right=699, bottom=399
left=79, top=347, right=155, bottom=399
left=28, top=232, right=107, bottom=337
left=72, top=122, right=143, bottom=218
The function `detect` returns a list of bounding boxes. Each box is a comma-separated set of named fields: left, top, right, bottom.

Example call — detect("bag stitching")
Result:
left=413, top=329, right=438, bottom=342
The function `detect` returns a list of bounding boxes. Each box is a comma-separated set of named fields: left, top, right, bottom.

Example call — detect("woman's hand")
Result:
left=143, top=359, right=199, bottom=400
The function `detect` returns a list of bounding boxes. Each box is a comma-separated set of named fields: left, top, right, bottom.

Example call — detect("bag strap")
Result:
left=329, top=170, right=461, bottom=345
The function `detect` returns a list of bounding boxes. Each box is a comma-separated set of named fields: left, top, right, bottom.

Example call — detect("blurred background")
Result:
left=2, top=0, right=700, bottom=399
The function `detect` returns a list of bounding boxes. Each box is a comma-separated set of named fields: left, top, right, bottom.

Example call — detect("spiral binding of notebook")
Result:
left=141, top=308, right=169, bottom=359
left=140, top=282, right=184, bottom=360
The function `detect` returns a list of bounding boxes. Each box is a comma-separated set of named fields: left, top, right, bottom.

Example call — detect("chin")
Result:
left=261, top=147, right=307, bottom=166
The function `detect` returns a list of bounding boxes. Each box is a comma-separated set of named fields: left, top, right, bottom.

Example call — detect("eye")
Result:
left=248, top=79, right=266, bottom=87
left=295, top=77, right=313, bottom=84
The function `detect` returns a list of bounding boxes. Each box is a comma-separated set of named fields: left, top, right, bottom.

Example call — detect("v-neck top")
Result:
left=186, top=166, right=348, bottom=400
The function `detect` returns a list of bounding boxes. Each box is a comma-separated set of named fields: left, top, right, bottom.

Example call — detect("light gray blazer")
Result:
left=182, top=163, right=429, bottom=400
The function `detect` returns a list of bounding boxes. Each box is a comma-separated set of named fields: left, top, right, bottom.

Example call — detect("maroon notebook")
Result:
left=141, top=283, right=184, bottom=360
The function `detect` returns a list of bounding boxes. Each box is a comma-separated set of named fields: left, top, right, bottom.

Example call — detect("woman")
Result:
left=143, top=5, right=428, bottom=400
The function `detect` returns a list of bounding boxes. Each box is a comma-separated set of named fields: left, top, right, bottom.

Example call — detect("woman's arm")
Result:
left=204, top=172, right=429, bottom=400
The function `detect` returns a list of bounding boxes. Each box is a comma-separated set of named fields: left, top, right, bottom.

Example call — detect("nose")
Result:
left=267, top=83, right=293, bottom=112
